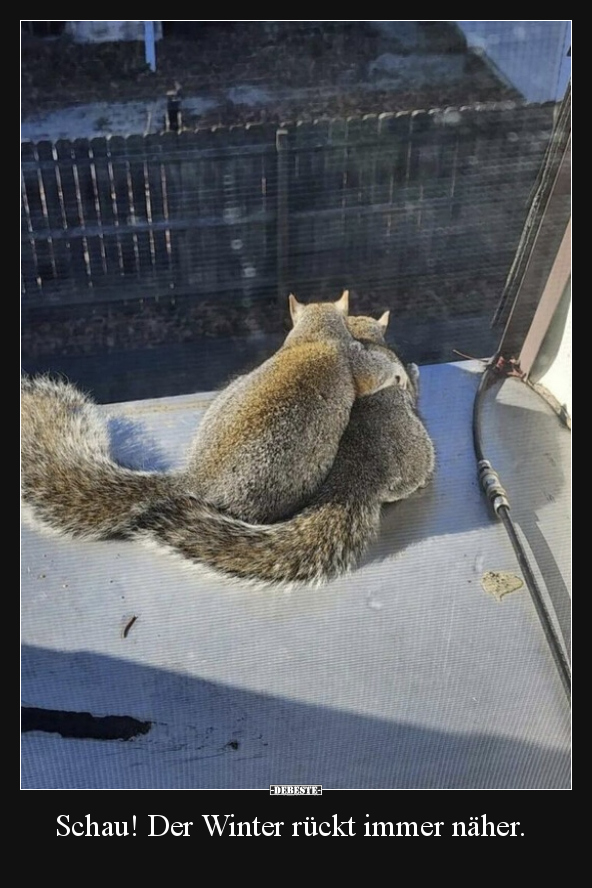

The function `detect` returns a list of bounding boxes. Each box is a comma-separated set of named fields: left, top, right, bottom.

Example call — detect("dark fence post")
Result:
left=276, top=127, right=289, bottom=304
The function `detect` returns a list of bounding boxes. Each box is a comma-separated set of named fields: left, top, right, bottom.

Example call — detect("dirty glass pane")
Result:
left=21, top=21, right=570, bottom=402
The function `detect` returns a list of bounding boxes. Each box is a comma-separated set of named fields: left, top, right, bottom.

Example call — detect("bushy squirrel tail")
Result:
left=21, top=375, right=382, bottom=582
left=134, top=493, right=381, bottom=584
left=21, top=376, right=176, bottom=540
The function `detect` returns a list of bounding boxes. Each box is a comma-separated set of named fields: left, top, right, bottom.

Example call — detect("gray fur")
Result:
left=182, top=293, right=405, bottom=522
left=21, top=304, right=434, bottom=584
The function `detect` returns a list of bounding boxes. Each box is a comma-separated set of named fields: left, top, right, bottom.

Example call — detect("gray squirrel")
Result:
left=180, top=291, right=405, bottom=523
left=21, top=293, right=401, bottom=535
left=21, top=295, right=434, bottom=583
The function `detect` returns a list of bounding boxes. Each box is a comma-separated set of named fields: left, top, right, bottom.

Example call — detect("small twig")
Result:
left=122, top=615, right=138, bottom=639
left=452, top=348, right=488, bottom=362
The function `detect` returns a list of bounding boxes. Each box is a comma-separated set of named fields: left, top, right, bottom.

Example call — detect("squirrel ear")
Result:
left=289, top=294, right=303, bottom=324
left=377, top=310, right=390, bottom=330
left=335, top=290, right=349, bottom=315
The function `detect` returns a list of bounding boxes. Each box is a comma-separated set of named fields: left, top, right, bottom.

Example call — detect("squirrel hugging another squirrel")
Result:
left=21, top=292, right=435, bottom=584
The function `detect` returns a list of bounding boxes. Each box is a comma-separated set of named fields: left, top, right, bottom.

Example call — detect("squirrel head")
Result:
left=346, top=312, right=390, bottom=345
left=288, top=290, right=349, bottom=324
left=346, top=312, right=412, bottom=393
left=285, top=291, right=351, bottom=342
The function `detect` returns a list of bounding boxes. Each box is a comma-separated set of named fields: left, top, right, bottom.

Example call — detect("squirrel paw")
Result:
left=351, top=342, right=409, bottom=397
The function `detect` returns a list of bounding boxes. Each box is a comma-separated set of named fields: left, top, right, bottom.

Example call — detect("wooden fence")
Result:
left=21, top=103, right=557, bottom=312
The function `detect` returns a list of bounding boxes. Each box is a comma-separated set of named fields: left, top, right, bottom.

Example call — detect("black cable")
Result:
left=498, top=505, right=571, bottom=701
left=473, top=362, right=571, bottom=703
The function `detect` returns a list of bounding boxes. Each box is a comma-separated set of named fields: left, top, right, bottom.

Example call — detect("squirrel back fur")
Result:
left=182, top=291, right=404, bottom=523
left=135, top=312, right=435, bottom=582
left=21, top=302, right=434, bottom=584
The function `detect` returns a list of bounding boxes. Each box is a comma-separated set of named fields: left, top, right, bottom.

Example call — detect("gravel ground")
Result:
left=21, top=21, right=518, bottom=130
